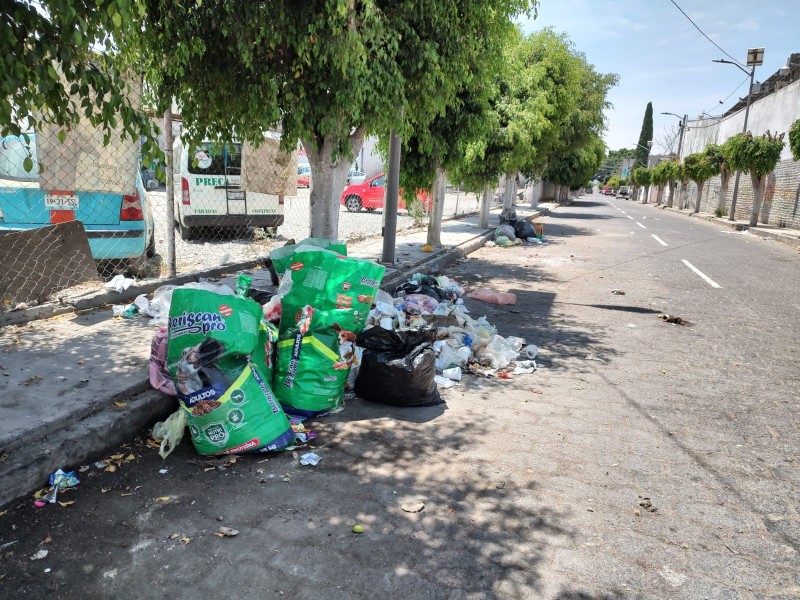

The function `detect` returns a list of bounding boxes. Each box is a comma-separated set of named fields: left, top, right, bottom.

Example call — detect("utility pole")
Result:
left=713, top=47, right=764, bottom=221
left=381, top=128, right=401, bottom=264
left=164, top=108, right=176, bottom=277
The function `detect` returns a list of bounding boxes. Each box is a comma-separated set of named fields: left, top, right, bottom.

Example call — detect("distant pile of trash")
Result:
left=487, top=218, right=546, bottom=247
left=139, top=238, right=538, bottom=458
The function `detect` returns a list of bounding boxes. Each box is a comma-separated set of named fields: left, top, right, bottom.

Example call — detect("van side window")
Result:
left=188, top=143, right=242, bottom=177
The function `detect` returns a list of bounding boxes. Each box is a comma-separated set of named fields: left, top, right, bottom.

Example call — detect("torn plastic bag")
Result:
left=149, top=327, right=176, bottom=395
left=152, top=409, right=188, bottom=459
left=479, top=334, right=519, bottom=370
left=467, top=288, right=517, bottom=305
left=355, top=327, right=443, bottom=407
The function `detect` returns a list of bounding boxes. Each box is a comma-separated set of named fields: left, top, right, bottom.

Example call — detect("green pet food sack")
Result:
left=269, top=238, right=347, bottom=283
left=273, top=246, right=385, bottom=416
left=167, top=288, right=294, bottom=455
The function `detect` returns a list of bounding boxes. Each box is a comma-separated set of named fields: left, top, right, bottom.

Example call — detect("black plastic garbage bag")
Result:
left=355, top=327, right=443, bottom=407
left=394, top=281, right=446, bottom=301
left=514, top=220, right=536, bottom=239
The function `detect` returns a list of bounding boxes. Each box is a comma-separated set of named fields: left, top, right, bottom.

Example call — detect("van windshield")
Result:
left=188, top=142, right=242, bottom=176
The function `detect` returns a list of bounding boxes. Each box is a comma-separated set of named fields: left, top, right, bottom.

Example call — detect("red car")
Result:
left=297, top=164, right=311, bottom=188
left=340, top=173, right=430, bottom=213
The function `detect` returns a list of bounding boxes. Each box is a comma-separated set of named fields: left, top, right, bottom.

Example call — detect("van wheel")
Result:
left=344, top=195, right=362, bottom=212
left=177, top=220, right=193, bottom=241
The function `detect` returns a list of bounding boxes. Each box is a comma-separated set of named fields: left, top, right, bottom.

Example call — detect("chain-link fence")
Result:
left=1, top=109, right=485, bottom=311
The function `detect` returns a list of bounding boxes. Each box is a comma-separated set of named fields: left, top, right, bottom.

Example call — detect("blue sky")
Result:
left=518, top=0, right=797, bottom=153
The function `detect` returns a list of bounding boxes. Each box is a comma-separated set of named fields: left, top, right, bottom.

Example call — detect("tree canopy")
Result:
left=789, top=118, right=800, bottom=161
left=723, top=132, right=784, bottom=177
left=683, top=153, right=717, bottom=185
left=2, top=0, right=155, bottom=157
left=634, top=102, right=653, bottom=167
left=651, top=160, right=676, bottom=187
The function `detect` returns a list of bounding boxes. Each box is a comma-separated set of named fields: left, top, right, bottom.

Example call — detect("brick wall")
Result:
left=678, top=158, right=800, bottom=228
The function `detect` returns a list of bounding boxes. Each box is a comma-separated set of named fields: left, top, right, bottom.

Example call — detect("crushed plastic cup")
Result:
left=525, top=345, right=539, bottom=359
left=443, top=367, right=462, bottom=381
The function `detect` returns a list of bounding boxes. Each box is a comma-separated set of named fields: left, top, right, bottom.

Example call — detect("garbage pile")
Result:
left=488, top=219, right=546, bottom=248
left=356, top=273, right=538, bottom=398
left=142, top=240, right=538, bottom=458
left=147, top=238, right=384, bottom=457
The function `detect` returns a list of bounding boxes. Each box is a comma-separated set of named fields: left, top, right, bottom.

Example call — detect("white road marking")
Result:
left=682, top=259, right=722, bottom=289
left=627, top=215, right=634, bottom=220
left=636, top=222, right=646, bottom=229
left=651, top=234, right=668, bottom=246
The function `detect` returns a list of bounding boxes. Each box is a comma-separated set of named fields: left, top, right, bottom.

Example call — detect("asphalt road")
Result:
left=1, top=192, right=797, bottom=598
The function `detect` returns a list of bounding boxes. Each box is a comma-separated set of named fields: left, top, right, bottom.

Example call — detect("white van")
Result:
left=173, top=139, right=284, bottom=240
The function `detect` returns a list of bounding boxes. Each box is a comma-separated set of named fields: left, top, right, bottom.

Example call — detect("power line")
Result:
left=667, top=0, right=746, bottom=68
left=702, top=74, right=750, bottom=116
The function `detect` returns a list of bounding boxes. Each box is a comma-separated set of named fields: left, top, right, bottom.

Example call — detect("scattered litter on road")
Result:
left=299, top=452, right=321, bottom=466
left=159, top=469, right=169, bottom=474
left=467, top=288, right=517, bottom=305
left=611, top=289, right=626, bottom=295
left=105, top=274, right=134, bottom=293
left=638, top=496, right=657, bottom=512
left=30, top=549, right=48, bottom=560
left=214, top=527, right=239, bottom=537
left=352, top=525, right=364, bottom=534
left=659, top=314, right=692, bottom=326
left=401, top=501, right=425, bottom=513
left=48, top=469, right=79, bottom=490
left=169, top=533, right=191, bottom=545
left=585, top=354, right=606, bottom=364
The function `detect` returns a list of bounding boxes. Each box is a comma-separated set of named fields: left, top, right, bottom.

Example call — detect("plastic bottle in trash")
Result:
left=455, top=346, right=471, bottom=365
left=525, top=344, right=539, bottom=359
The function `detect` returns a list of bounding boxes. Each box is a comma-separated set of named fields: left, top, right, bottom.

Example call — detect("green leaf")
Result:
left=112, top=12, right=122, bottom=28
left=57, top=130, right=66, bottom=143
left=72, top=29, right=82, bottom=45
left=23, top=157, right=33, bottom=172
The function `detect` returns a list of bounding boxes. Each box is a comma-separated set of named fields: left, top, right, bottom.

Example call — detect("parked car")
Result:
left=173, top=138, right=285, bottom=240
left=603, top=186, right=615, bottom=195
left=340, top=173, right=430, bottom=213
left=616, top=186, right=630, bottom=199
left=346, top=169, right=366, bottom=185
left=0, top=132, right=155, bottom=273
left=297, top=164, right=311, bottom=188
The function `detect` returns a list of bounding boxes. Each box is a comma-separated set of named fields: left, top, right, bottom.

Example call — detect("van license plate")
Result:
left=45, top=194, right=79, bottom=209
left=227, top=190, right=245, bottom=201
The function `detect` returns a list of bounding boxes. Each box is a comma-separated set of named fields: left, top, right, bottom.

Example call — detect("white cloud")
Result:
left=734, top=17, right=760, bottom=31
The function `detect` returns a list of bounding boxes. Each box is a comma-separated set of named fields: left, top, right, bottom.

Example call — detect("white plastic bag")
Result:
left=479, top=335, right=519, bottom=370
left=506, top=336, right=525, bottom=353
left=151, top=409, right=188, bottom=459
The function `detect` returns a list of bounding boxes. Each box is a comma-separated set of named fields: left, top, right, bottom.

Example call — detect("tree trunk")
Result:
left=717, top=169, right=730, bottom=213
left=759, top=173, right=774, bottom=224
left=667, top=178, right=676, bottom=207
left=749, top=173, right=765, bottom=227
left=426, top=167, right=447, bottom=247
left=693, top=181, right=704, bottom=214
left=642, top=185, right=650, bottom=203
left=502, top=172, right=516, bottom=210
left=479, top=185, right=491, bottom=228
left=304, top=127, right=366, bottom=239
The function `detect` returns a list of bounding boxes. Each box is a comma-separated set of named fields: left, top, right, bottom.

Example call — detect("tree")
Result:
left=543, top=136, right=606, bottom=197
left=683, top=153, right=717, bottom=214
left=631, top=166, right=652, bottom=202
left=634, top=102, right=653, bottom=167
left=131, top=1, right=535, bottom=239
left=2, top=0, right=157, bottom=163
left=704, top=143, right=731, bottom=214
left=651, top=161, right=676, bottom=205
left=789, top=118, right=800, bottom=161
left=675, top=163, right=690, bottom=209
left=723, top=131, right=785, bottom=227
left=606, top=174, right=621, bottom=190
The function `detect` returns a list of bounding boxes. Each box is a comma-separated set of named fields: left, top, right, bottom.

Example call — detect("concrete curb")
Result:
left=659, top=205, right=800, bottom=244
left=0, top=208, right=548, bottom=509
left=1, top=389, right=176, bottom=510
left=0, top=258, right=265, bottom=328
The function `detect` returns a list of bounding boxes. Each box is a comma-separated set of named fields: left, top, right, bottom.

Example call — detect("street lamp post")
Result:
left=660, top=112, right=687, bottom=161
left=713, top=47, right=764, bottom=221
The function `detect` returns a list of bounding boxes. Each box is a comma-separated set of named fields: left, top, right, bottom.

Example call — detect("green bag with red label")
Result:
left=273, top=246, right=385, bottom=416
left=167, top=288, right=294, bottom=455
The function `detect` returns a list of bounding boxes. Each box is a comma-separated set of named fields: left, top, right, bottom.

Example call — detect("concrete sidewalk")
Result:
left=0, top=204, right=553, bottom=508
left=654, top=204, right=800, bottom=245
